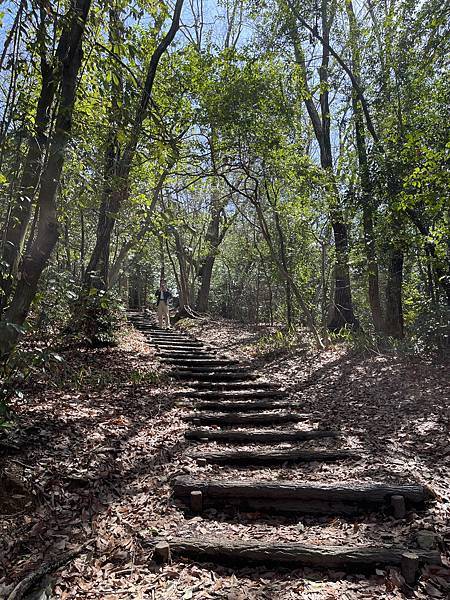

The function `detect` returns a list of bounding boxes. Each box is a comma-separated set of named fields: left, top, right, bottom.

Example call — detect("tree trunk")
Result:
left=362, top=206, right=383, bottom=331
left=346, top=0, right=383, bottom=332
left=195, top=183, right=226, bottom=313
left=0, top=0, right=92, bottom=360
left=195, top=254, right=216, bottom=312
left=0, top=41, right=57, bottom=311
left=83, top=0, right=184, bottom=294
left=170, top=231, right=192, bottom=311
left=328, top=219, right=358, bottom=331
left=384, top=247, right=404, bottom=338
left=195, top=203, right=221, bottom=312
left=289, top=6, right=358, bottom=332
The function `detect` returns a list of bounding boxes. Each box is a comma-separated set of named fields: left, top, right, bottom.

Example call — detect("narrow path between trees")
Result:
left=128, top=312, right=442, bottom=592
left=2, top=315, right=448, bottom=599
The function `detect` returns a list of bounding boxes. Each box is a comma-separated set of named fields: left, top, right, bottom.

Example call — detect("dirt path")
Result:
left=1, top=315, right=449, bottom=599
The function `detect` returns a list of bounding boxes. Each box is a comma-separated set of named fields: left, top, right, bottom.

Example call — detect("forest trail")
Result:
left=128, top=312, right=443, bottom=592
left=2, top=315, right=449, bottom=599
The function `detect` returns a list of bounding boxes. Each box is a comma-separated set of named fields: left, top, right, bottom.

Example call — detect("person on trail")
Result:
left=155, top=280, right=172, bottom=329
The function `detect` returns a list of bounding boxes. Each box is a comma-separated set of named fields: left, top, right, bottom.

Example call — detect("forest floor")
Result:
left=0, top=317, right=449, bottom=599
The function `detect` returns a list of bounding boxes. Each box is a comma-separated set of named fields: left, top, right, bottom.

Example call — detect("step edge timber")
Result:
left=179, top=390, right=283, bottom=397
left=174, top=374, right=256, bottom=381
left=184, top=428, right=338, bottom=442
left=181, top=401, right=293, bottom=412
left=149, top=344, right=207, bottom=349
left=187, top=449, right=358, bottom=463
left=158, top=353, right=218, bottom=357
left=172, top=477, right=428, bottom=503
left=162, top=359, right=237, bottom=365
left=168, top=365, right=251, bottom=372
left=184, top=411, right=309, bottom=421
left=159, top=537, right=441, bottom=569
left=192, top=380, right=273, bottom=386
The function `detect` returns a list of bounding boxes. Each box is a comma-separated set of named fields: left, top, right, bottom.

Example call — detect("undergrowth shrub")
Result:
left=70, top=291, right=125, bottom=347
left=406, top=300, right=449, bottom=353
left=254, top=328, right=312, bottom=357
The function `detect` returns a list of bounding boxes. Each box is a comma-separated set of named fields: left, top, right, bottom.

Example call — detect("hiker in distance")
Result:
left=155, top=280, right=173, bottom=329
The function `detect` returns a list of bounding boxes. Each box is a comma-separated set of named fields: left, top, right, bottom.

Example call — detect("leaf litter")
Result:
left=0, top=318, right=448, bottom=599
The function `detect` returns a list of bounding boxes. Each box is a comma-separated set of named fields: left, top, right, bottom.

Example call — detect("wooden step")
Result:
left=185, top=428, right=338, bottom=443
left=189, top=448, right=358, bottom=465
left=183, top=399, right=293, bottom=412
left=162, top=358, right=237, bottom=366
left=152, top=340, right=206, bottom=350
left=158, top=352, right=218, bottom=359
left=169, top=364, right=248, bottom=373
left=160, top=537, right=441, bottom=573
left=173, top=477, right=429, bottom=515
left=150, top=335, right=191, bottom=342
left=191, top=380, right=273, bottom=389
left=150, top=342, right=206, bottom=349
left=184, top=411, right=308, bottom=425
left=181, top=390, right=285, bottom=400
left=147, top=329, right=182, bottom=333
left=173, top=371, right=256, bottom=382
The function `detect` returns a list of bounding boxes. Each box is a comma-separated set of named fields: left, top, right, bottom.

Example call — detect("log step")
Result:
left=161, top=537, right=441, bottom=571
left=150, top=336, right=193, bottom=342
left=162, top=358, right=238, bottom=366
left=184, top=411, right=308, bottom=425
left=189, top=448, right=358, bottom=465
left=148, top=331, right=190, bottom=336
left=148, top=335, right=195, bottom=340
left=173, top=477, right=429, bottom=515
left=150, top=342, right=206, bottom=349
left=152, top=345, right=210, bottom=352
left=185, top=428, right=339, bottom=443
left=139, top=326, right=173, bottom=331
left=180, top=391, right=285, bottom=401
left=172, top=371, right=256, bottom=382
left=184, top=400, right=293, bottom=412
left=169, top=364, right=250, bottom=373
left=159, top=353, right=219, bottom=360
left=186, top=381, right=278, bottom=394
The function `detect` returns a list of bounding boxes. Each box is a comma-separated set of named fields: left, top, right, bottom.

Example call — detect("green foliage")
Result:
left=73, top=291, right=126, bottom=348
left=253, top=327, right=313, bottom=358
left=406, top=300, right=450, bottom=353
left=0, top=0, right=449, bottom=401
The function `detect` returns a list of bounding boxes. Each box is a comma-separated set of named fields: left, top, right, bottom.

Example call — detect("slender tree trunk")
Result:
left=328, top=219, right=358, bottom=331
left=384, top=248, right=404, bottom=338
left=170, top=232, right=191, bottom=311
left=320, top=237, right=328, bottom=328
left=0, top=0, right=92, bottom=359
left=83, top=0, right=184, bottom=294
left=195, top=254, right=216, bottom=312
left=289, top=5, right=358, bottom=332
left=195, top=201, right=222, bottom=312
left=109, top=167, right=173, bottom=287
left=0, top=54, right=56, bottom=310
left=273, top=206, right=293, bottom=328
left=346, top=0, right=383, bottom=332
left=80, top=207, right=85, bottom=279
left=362, top=206, right=383, bottom=329
left=83, top=4, right=124, bottom=292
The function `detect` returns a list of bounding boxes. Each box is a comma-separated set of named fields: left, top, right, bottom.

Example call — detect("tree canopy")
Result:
left=0, top=0, right=448, bottom=382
